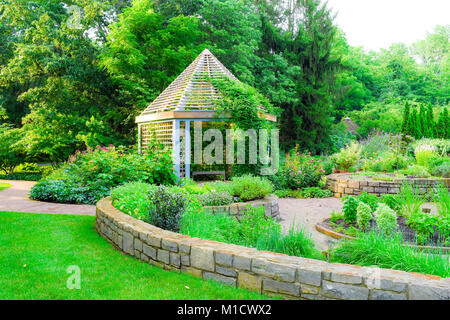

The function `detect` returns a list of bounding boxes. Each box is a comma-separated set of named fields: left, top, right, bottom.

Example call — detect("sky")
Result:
left=326, top=0, right=450, bottom=52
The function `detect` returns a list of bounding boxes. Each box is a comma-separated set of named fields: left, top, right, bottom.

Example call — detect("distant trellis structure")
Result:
left=136, top=49, right=277, bottom=178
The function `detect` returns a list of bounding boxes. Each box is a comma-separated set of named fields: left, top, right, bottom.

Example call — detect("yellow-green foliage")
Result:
left=374, top=203, right=398, bottom=236
left=333, top=142, right=362, bottom=171
left=356, top=202, right=373, bottom=231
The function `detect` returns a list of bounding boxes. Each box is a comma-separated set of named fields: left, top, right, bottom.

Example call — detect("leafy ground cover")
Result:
left=0, top=211, right=272, bottom=300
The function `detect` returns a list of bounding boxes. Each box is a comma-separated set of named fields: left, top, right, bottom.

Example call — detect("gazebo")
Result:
left=136, top=49, right=277, bottom=178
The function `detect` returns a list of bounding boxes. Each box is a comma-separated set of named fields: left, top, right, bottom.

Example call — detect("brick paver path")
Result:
left=0, top=180, right=95, bottom=215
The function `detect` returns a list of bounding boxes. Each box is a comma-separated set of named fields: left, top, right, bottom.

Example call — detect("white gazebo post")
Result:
left=184, top=120, right=191, bottom=178
left=172, top=119, right=181, bottom=177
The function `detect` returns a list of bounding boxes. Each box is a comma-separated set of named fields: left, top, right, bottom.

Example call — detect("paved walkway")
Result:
left=279, top=197, right=342, bottom=251
left=0, top=180, right=95, bottom=215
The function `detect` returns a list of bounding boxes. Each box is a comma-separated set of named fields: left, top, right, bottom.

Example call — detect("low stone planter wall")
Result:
left=203, top=195, right=280, bottom=221
left=327, top=173, right=450, bottom=198
left=95, top=198, right=450, bottom=300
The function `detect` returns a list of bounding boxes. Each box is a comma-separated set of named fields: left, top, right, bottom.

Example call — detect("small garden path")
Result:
left=278, top=197, right=342, bottom=251
left=0, top=180, right=95, bottom=215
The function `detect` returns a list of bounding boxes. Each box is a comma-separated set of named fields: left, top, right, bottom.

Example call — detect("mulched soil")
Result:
left=320, top=217, right=449, bottom=248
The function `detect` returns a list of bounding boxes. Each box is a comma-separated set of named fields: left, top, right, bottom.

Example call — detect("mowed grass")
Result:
left=0, top=212, right=273, bottom=300
left=0, top=182, right=11, bottom=191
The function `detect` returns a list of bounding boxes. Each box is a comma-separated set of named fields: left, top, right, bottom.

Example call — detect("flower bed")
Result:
left=96, top=198, right=450, bottom=300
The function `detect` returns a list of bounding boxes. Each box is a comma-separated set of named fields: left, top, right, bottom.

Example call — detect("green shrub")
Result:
left=274, top=189, right=293, bottom=198
left=271, top=147, right=327, bottom=190
left=431, top=161, right=450, bottom=178
left=300, top=187, right=332, bottom=198
left=199, top=191, right=234, bottom=206
left=380, top=194, right=401, bottom=212
left=146, top=186, right=186, bottom=232
left=400, top=165, right=430, bottom=178
left=342, top=196, right=359, bottom=223
left=31, top=145, right=176, bottom=204
left=30, top=180, right=102, bottom=204
left=230, top=175, right=273, bottom=201
left=111, top=182, right=156, bottom=220
left=332, top=142, right=362, bottom=171
left=331, top=231, right=450, bottom=277
left=357, top=192, right=379, bottom=212
left=406, top=212, right=439, bottom=244
left=356, top=202, right=373, bottom=231
left=374, top=203, right=398, bottom=236
left=414, top=145, right=438, bottom=168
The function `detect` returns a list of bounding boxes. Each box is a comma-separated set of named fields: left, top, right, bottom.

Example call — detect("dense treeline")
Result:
left=0, top=0, right=449, bottom=163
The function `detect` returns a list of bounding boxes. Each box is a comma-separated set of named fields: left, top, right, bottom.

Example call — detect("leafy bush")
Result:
left=342, top=196, right=359, bottom=223
left=380, top=194, right=401, bottom=212
left=230, top=175, right=273, bottom=201
left=411, top=138, right=449, bottom=157
left=406, top=212, right=439, bottom=244
left=30, top=180, right=103, bottom=204
left=274, top=189, right=293, bottom=198
left=362, top=152, right=410, bottom=172
left=31, top=145, right=176, bottom=204
left=357, top=192, right=379, bottom=212
left=332, top=142, right=362, bottom=171
left=0, top=172, right=43, bottom=181
left=199, top=191, right=234, bottom=206
left=431, top=161, right=450, bottom=178
left=400, top=165, right=430, bottom=178
left=146, top=186, right=186, bottom=232
left=300, top=187, right=332, bottom=198
left=270, top=147, right=327, bottom=190
left=111, top=182, right=156, bottom=221
left=356, top=202, right=373, bottom=231
left=0, top=125, right=24, bottom=174
left=414, top=144, right=438, bottom=168
left=374, top=203, right=398, bottom=236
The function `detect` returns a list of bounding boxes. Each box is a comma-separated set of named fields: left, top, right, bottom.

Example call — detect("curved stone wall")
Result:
left=96, top=198, right=450, bottom=300
left=203, top=195, right=280, bottom=221
left=327, top=173, right=450, bottom=198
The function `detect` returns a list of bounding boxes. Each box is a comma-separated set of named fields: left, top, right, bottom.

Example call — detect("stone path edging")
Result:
left=316, top=220, right=450, bottom=254
left=96, top=197, right=450, bottom=300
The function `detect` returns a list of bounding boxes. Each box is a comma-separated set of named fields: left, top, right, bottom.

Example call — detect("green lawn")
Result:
left=0, top=182, right=11, bottom=191
left=0, top=211, right=272, bottom=300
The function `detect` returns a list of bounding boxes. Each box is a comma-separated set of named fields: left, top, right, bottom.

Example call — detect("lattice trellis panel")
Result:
left=140, top=121, right=173, bottom=150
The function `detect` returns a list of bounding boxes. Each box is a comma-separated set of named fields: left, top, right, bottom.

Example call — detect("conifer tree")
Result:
left=401, top=101, right=410, bottom=135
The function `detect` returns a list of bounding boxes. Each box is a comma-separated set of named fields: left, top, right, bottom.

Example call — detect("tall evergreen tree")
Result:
left=401, top=101, right=410, bottom=135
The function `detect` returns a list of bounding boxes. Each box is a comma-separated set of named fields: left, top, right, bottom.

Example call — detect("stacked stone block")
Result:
left=327, top=174, right=450, bottom=198
left=95, top=198, right=450, bottom=300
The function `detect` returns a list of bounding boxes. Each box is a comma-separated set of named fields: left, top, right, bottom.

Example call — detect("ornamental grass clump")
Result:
left=331, top=230, right=450, bottom=277
left=374, top=203, right=398, bottom=236
left=397, top=182, right=425, bottom=218
left=356, top=202, right=373, bottom=231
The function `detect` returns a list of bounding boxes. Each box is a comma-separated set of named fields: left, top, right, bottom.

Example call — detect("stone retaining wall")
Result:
left=327, top=173, right=450, bottom=198
left=203, top=195, right=280, bottom=221
left=95, top=198, right=450, bottom=300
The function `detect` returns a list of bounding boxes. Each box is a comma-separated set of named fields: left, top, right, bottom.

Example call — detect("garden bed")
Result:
left=316, top=219, right=450, bottom=254
left=327, top=173, right=450, bottom=198
left=95, top=197, right=450, bottom=300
